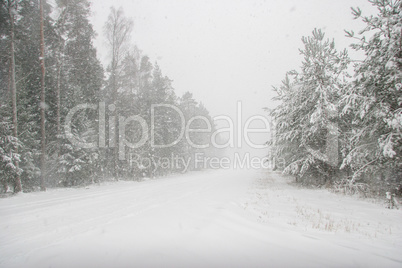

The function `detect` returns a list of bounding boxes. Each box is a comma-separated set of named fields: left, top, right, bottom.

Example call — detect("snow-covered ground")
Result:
left=0, top=169, right=401, bottom=267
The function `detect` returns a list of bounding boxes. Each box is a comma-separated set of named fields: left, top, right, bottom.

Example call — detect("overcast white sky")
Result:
left=88, top=0, right=377, bottom=154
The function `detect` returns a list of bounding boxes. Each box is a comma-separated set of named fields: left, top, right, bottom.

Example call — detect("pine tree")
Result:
left=270, top=29, right=350, bottom=183
left=342, top=0, right=401, bottom=184
left=1, top=0, right=23, bottom=192
left=14, top=0, right=51, bottom=191
left=53, top=0, right=104, bottom=186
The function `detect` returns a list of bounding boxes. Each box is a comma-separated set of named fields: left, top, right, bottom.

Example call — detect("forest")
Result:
left=0, top=0, right=401, bottom=198
left=268, top=0, right=401, bottom=198
left=0, top=0, right=218, bottom=193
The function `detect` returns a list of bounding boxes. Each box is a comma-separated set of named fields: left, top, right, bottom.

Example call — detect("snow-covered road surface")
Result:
left=0, top=169, right=401, bottom=267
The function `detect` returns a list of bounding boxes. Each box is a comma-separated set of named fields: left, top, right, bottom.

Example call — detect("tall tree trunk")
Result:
left=56, top=62, right=61, bottom=146
left=112, top=52, right=119, bottom=180
left=112, top=39, right=117, bottom=178
left=9, top=2, right=22, bottom=193
left=55, top=6, right=68, bottom=158
left=39, top=0, right=46, bottom=191
left=111, top=26, right=119, bottom=180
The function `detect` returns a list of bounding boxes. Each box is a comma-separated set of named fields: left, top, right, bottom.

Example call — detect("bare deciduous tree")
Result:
left=104, top=7, right=133, bottom=178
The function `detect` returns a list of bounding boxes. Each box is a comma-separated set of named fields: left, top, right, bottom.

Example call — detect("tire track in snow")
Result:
left=0, top=170, right=244, bottom=266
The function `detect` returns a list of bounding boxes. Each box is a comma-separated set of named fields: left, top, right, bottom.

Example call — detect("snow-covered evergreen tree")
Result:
left=52, top=0, right=104, bottom=186
left=270, top=29, right=350, bottom=183
left=342, top=0, right=401, bottom=185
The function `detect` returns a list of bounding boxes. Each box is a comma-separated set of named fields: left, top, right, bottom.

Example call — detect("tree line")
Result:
left=0, top=0, right=218, bottom=193
left=268, top=0, right=401, bottom=197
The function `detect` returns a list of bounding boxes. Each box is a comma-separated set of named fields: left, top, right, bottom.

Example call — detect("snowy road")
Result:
left=1, top=169, right=401, bottom=267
